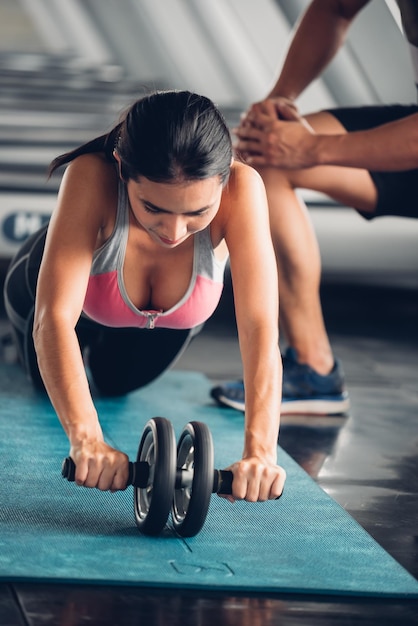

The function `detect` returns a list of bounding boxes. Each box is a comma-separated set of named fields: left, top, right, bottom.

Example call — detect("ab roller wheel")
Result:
left=62, top=417, right=233, bottom=537
left=172, top=421, right=214, bottom=537
left=134, top=417, right=177, bottom=536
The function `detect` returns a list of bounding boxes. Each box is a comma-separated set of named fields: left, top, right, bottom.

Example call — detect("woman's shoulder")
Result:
left=226, top=159, right=264, bottom=197
left=65, top=152, right=117, bottom=180
left=60, top=153, right=119, bottom=208
left=231, top=158, right=263, bottom=180
left=55, top=152, right=119, bottom=233
left=212, top=159, right=266, bottom=243
left=221, top=159, right=264, bottom=206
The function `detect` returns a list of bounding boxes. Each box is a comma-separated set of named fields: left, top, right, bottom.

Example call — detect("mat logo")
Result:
left=170, top=560, right=234, bottom=576
left=2, top=211, right=49, bottom=243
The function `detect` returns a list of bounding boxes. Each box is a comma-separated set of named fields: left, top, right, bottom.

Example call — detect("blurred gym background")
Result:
left=1, top=4, right=418, bottom=624
left=0, top=0, right=417, bottom=288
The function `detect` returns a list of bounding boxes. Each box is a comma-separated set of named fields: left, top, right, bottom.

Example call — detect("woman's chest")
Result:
left=122, top=232, right=195, bottom=312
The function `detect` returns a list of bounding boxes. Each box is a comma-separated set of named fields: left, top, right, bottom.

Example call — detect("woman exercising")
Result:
left=4, top=90, right=286, bottom=502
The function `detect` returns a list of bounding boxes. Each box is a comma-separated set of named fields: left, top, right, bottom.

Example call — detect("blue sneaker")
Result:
left=281, top=347, right=350, bottom=415
left=210, top=347, right=350, bottom=415
left=210, top=379, right=246, bottom=412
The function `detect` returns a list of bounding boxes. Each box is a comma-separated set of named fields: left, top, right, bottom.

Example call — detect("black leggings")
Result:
left=3, top=225, right=200, bottom=395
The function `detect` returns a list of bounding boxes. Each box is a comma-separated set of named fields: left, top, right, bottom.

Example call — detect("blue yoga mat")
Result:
left=0, top=363, right=417, bottom=598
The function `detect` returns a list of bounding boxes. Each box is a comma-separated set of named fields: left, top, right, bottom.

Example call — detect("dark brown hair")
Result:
left=49, top=90, right=232, bottom=185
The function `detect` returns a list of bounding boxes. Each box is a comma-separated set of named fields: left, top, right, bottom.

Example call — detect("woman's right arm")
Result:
left=34, top=154, right=129, bottom=491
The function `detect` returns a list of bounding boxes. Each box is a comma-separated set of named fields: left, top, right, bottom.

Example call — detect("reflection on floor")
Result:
left=0, top=277, right=417, bottom=625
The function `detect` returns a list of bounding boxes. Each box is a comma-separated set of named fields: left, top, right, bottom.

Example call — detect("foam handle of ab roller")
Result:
left=62, top=457, right=76, bottom=481
left=213, top=469, right=233, bottom=495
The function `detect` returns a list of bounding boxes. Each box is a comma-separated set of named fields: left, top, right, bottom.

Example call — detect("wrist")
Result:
left=268, top=91, right=296, bottom=105
left=313, top=133, right=346, bottom=167
left=243, top=435, right=278, bottom=465
left=67, top=417, right=103, bottom=447
left=268, top=79, right=298, bottom=102
left=243, top=450, right=278, bottom=466
left=294, top=130, right=329, bottom=169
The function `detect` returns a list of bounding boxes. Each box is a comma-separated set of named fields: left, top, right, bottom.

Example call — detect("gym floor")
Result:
left=0, top=265, right=417, bottom=625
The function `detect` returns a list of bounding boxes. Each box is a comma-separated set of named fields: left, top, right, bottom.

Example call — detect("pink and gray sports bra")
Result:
left=82, top=182, right=228, bottom=330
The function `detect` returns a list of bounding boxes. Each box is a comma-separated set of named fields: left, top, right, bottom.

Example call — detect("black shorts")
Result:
left=4, top=225, right=199, bottom=395
left=325, top=104, right=418, bottom=220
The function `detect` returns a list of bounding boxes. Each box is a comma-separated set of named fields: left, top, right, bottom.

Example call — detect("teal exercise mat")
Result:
left=0, top=363, right=417, bottom=598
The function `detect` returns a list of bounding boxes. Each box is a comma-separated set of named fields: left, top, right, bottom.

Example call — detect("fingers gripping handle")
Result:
left=61, top=457, right=149, bottom=488
left=212, top=469, right=282, bottom=499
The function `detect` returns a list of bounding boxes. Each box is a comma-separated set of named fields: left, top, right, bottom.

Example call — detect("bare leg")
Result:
left=256, top=111, right=378, bottom=374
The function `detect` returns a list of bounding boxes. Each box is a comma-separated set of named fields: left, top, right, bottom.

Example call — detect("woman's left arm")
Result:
left=221, top=162, right=286, bottom=502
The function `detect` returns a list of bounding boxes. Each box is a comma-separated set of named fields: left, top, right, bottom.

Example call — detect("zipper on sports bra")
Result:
left=146, top=312, right=159, bottom=329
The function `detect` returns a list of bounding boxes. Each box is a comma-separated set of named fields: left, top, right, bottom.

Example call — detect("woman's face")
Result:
left=126, top=175, right=223, bottom=248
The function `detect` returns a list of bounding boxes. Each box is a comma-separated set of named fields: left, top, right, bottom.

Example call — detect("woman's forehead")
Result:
left=130, top=176, right=223, bottom=213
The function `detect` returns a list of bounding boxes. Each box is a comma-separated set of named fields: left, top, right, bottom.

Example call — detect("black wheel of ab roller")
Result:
left=134, top=417, right=177, bottom=536
left=172, top=421, right=214, bottom=537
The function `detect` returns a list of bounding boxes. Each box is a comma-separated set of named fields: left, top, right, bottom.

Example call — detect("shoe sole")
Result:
left=212, top=394, right=245, bottom=412
left=281, top=394, right=351, bottom=416
left=214, top=393, right=350, bottom=416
